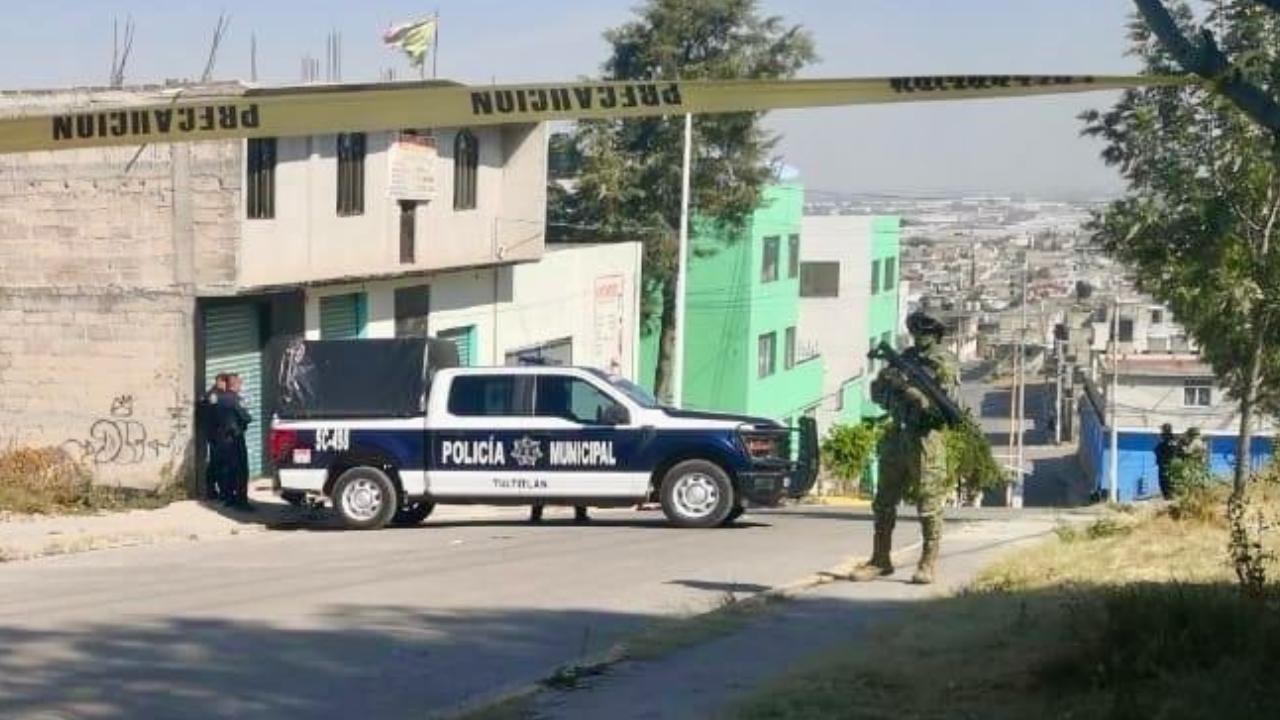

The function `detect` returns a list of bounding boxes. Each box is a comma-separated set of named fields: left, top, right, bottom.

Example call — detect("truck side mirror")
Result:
left=600, top=404, right=630, bottom=426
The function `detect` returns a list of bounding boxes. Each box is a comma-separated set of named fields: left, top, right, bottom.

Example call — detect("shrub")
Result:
left=1044, top=583, right=1280, bottom=716
left=0, top=446, right=184, bottom=515
left=0, top=447, right=95, bottom=514
left=819, top=420, right=884, bottom=495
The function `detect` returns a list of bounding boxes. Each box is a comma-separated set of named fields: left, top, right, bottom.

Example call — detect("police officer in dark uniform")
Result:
left=1154, top=423, right=1177, bottom=500
left=200, top=374, right=230, bottom=501
left=216, top=373, right=254, bottom=510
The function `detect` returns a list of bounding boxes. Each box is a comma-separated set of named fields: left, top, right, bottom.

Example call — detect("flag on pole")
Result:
left=383, top=16, right=437, bottom=68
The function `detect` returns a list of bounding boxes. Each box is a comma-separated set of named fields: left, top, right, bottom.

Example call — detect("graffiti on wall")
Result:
left=62, top=390, right=190, bottom=467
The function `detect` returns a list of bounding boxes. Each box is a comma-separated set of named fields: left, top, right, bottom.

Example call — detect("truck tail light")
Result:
left=269, top=429, right=299, bottom=463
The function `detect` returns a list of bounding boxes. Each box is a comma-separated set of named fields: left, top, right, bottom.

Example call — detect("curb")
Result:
left=434, top=536, right=928, bottom=719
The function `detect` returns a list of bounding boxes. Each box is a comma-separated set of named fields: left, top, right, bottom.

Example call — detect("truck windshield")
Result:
left=585, top=369, right=661, bottom=409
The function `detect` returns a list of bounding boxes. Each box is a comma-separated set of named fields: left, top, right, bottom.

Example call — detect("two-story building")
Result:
left=640, top=182, right=824, bottom=424
left=796, top=214, right=902, bottom=435
left=1077, top=354, right=1275, bottom=501
left=0, top=81, right=641, bottom=488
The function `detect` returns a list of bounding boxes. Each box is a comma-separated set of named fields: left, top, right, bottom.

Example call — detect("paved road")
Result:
left=533, top=514, right=1064, bottom=720
left=958, top=370, right=1092, bottom=507
left=0, top=504, right=888, bottom=720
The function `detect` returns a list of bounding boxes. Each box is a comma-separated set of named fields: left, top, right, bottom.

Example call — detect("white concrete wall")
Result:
left=301, top=242, right=643, bottom=378
left=241, top=123, right=547, bottom=289
left=0, top=135, right=241, bottom=489
left=798, top=215, right=874, bottom=432
left=502, top=242, right=643, bottom=378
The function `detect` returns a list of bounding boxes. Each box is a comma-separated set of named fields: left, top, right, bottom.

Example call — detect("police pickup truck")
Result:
left=268, top=338, right=817, bottom=530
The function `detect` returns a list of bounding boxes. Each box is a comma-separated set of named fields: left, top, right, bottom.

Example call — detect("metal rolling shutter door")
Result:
left=439, top=326, right=473, bottom=366
left=204, top=304, right=264, bottom=478
left=320, top=294, right=363, bottom=339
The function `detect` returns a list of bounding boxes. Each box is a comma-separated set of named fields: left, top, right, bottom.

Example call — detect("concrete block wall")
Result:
left=0, top=134, right=241, bottom=488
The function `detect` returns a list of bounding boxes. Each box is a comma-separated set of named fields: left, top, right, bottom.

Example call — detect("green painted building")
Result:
left=641, top=183, right=824, bottom=423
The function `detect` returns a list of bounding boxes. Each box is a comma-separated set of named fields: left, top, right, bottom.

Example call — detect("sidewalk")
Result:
left=525, top=513, right=1063, bottom=720
left=0, top=481, right=523, bottom=563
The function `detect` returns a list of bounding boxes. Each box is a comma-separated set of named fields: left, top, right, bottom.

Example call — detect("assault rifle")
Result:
left=868, top=341, right=964, bottom=426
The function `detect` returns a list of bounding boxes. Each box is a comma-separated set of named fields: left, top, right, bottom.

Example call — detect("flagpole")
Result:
left=672, top=112, right=692, bottom=409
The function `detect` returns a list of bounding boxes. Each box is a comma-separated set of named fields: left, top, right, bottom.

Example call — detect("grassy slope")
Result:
left=733, top=485, right=1280, bottom=720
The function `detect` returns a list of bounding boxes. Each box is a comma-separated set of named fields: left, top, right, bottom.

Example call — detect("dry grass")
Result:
left=733, top=486, right=1280, bottom=720
left=0, top=447, right=184, bottom=516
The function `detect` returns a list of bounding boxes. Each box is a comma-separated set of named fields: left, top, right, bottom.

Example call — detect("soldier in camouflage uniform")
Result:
left=850, top=311, right=959, bottom=585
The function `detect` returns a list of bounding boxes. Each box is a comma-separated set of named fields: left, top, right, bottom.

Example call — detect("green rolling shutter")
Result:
left=203, top=303, right=264, bottom=478
left=320, top=293, right=366, bottom=339
left=438, top=325, right=475, bottom=366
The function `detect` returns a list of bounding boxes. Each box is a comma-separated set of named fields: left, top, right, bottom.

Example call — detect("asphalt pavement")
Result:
left=0, top=504, right=886, bottom=720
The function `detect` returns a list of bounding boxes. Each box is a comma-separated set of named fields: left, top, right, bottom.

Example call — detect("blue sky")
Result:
left=0, top=1, right=1142, bottom=197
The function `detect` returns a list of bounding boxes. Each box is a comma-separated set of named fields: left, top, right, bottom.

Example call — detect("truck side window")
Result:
left=536, top=376, right=624, bottom=425
left=448, top=375, right=534, bottom=416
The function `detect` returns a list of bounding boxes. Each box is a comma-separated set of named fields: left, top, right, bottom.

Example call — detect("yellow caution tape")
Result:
left=0, top=74, right=1192, bottom=154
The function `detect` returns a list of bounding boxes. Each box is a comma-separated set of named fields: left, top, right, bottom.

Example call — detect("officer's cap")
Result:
left=906, top=311, right=946, bottom=338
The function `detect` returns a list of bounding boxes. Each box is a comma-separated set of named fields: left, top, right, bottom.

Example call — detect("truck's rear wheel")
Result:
left=392, top=501, right=435, bottom=527
left=660, top=460, right=735, bottom=528
left=332, top=467, right=398, bottom=530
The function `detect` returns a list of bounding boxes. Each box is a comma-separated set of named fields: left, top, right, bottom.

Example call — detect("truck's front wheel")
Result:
left=332, top=467, right=398, bottom=530
left=660, top=460, right=735, bottom=528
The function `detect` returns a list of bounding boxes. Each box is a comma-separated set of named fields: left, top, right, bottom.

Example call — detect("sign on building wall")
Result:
left=388, top=132, right=437, bottom=200
left=594, top=275, right=625, bottom=374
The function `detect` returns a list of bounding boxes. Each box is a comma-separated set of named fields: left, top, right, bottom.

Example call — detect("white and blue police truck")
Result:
left=268, top=338, right=818, bottom=530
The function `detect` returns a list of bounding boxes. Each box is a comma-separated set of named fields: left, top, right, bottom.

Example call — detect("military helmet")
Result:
left=906, top=311, right=946, bottom=338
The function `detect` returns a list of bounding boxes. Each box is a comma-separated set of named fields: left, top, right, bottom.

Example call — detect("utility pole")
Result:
left=1108, top=293, right=1120, bottom=503
left=671, top=113, right=693, bottom=409
left=1014, top=254, right=1028, bottom=508
left=1054, top=336, right=1064, bottom=445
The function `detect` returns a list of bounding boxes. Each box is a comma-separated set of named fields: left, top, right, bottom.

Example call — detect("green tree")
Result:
left=553, top=0, right=815, bottom=402
left=1083, top=3, right=1280, bottom=502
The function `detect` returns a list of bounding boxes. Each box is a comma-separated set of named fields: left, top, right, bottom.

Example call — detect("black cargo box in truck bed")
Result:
left=272, top=338, right=459, bottom=420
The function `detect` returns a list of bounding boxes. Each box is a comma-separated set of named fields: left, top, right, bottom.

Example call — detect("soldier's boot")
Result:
left=911, top=520, right=941, bottom=585
left=848, top=521, right=895, bottom=581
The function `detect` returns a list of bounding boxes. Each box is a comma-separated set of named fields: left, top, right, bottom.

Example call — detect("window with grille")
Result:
left=800, top=262, right=840, bottom=297
left=336, top=133, right=366, bottom=216
left=758, top=332, right=776, bottom=378
left=1184, top=383, right=1212, bottom=407
left=394, top=285, right=430, bottom=338
left=787, top=234, right=800, bottom=278
left=453, top=130, right=479, bottom=210
left=399, top=201, right=417, bottom=264
left=871, top=259, right=882, bottom=294
left=785, top=327, right=797, bottom=369
left=761, top=237, right=780, bottom=283
left=884, top=257, right=897, bottom=290
left=246, top=138, right=276, bottom=219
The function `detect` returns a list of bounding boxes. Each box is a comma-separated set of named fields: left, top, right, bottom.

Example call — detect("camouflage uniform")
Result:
left=852, top=314, right=958, bottom=585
